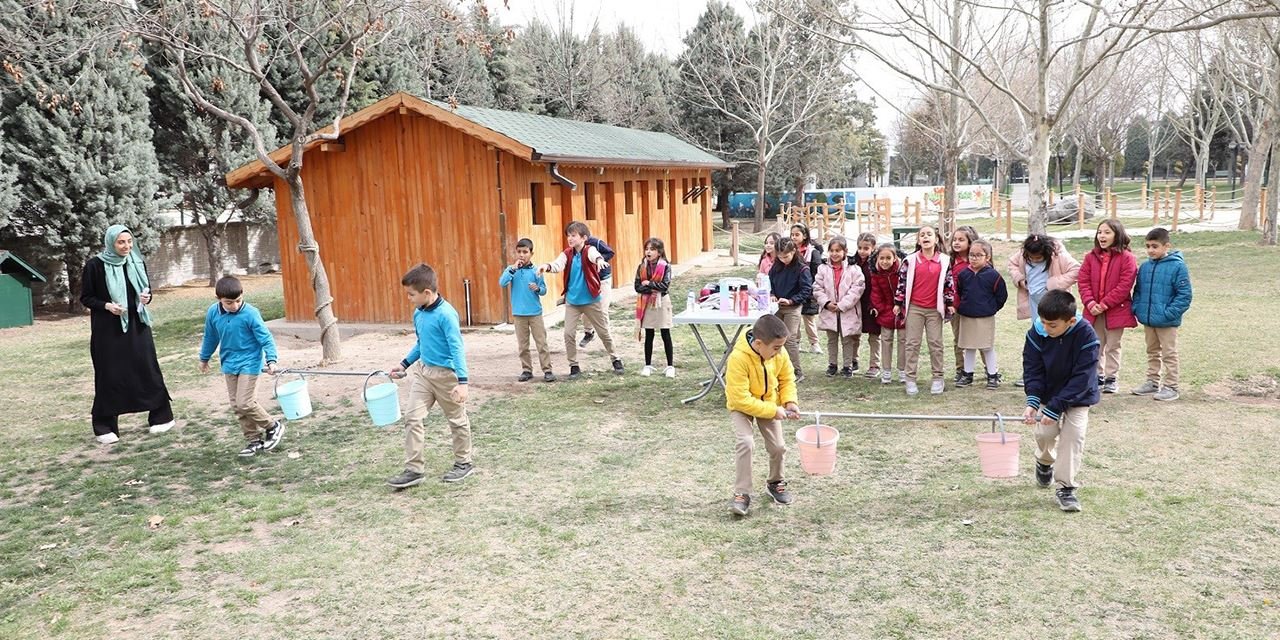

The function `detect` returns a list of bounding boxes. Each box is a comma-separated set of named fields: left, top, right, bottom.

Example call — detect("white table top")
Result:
left=673, top=303, right=778, bottom=325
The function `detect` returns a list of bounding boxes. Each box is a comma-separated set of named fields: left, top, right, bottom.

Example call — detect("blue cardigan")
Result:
left=955, top=265, right=1008, bottom=318
left=1132, top=250, right=1192, bottom=328
left=1023, top=315, right=1100, bottom=421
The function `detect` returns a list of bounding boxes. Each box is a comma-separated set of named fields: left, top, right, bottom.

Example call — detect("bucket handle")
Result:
left=272, top=370, right=307, bottom=399
left=814, top=410, right=822, bottom=448
left=990, top=412, right=1006, bottom=445
left=362, top=370, right=395, bottom=401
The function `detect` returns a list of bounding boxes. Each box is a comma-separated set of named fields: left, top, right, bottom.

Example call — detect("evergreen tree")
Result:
left=0, top=129, right=18, bottom=229
left=0, top=2, right=161, bottom=309
left=594, top=26, right=675, bottom=131
left=477, top=11, right=535, bottom=112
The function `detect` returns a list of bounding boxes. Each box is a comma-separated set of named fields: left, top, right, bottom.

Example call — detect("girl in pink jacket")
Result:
left=1077, top=220, right=1138, bottom=394
left=814, top=236, right=866, bottom=378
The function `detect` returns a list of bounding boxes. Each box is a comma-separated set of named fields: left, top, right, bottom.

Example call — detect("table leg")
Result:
left=682, top=325, right=745, bottom=404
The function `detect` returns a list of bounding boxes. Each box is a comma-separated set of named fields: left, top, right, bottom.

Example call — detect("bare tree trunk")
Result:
left=1266, top=144, right=1279, bottom=245
left=942, top=146, right=959, bottom=239
left=65, top=257, right=82, bottom=314
left=1071, top=144, right=1083, bottom=191
left=285, top=173, right=342, bottom=362
left=201, top=224, right=224, bottom=288
left=718, top=184, right=732, bottom=230
left=1027, top=122, right=1053, bottom=235
left=793, top=173, right=806, bottom=211
left=754, top=156, right=767, bottom=233
left=1239, top=142, right=1274, bottom=232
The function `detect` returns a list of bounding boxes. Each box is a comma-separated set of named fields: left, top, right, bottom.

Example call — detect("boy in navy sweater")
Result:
left=1023, top=289, right=1100, bottom=512
left=199, top=276, right=283, bottom=457
left=499, top=238, right=555, bottom=382
left=388, top=263, right=473, bottom=488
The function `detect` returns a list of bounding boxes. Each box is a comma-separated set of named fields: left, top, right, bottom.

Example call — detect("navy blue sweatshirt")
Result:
left=586, top=237, right=615, bottom=280
left=1023, top=314, right=1100, bottom=420
left=768, top=260, right=813, bottom=307
left=955, top=265, right=1008, bottom=318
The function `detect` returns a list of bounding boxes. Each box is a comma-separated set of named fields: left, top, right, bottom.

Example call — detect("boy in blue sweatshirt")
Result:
left=1023, top=289, right=1100, bottom=512
left=387, top=263, right=473, bottom=488
left=199, top=276, right=283, bottom=457
left=1131, top=227, right=1192, bottom=402
left=575, top=234, right=616, bottom=348
left=499, top=238, right=555, bottom=382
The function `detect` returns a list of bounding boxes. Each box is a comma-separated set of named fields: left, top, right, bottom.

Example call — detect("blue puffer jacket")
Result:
left=1132, top=250, right=1192, bottom=328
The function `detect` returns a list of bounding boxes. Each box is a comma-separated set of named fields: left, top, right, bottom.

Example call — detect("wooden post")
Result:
left=903, top=197, right=911, bottom=223
left=1005, top=197, right=1013, bottom=241
left=730, top=220, right=740, bottom=266
left=1208, top=188, right=1216, bottom=220
left=1172, top=190, right=1181, bottom=232
left=1195, top=185, right=1204, bottom=221
left=1261, top=188, right=1269, bottom=229
left=1152, top=189, right=1160, bottom=223
left=1141, top=183, right=1147, bottom=210
left=1110, top=193, right=1118, bottom=219
left=1077, top=191, right=1085, bottom=230
left=914, top=202, right=921, bottom=226
left=1048, top=189, right=1055, bottom=206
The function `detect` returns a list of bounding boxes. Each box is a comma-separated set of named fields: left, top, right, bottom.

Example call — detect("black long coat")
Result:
left=80, top=257, right=171, bottom=418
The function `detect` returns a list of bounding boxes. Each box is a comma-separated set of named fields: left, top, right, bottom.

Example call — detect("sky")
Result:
left=490, top=0, right=919, bottom=147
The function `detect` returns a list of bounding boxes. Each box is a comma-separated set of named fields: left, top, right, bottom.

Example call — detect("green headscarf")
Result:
left=97, top=224, right=152, bottom=332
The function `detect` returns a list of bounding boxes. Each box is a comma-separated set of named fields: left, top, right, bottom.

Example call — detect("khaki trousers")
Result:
left=575, top=276, right=611, bottom=332
left=224, top=373, right=274, bottom=440
left=864, top=330, right=881, bottom=370
left=1092, top=318, right=1125, bottom=380
left=803, top=313, right=819, bottom=347
left=730, top=410, right=787, bottom=495
left=1034, top=406, right=1089, bottom=488
left=563, top=298, right=618, bottom=366
left=775, top=305, right=803, bottom=376
left=904, top=306, right=945, bottom=380
left=404, top=365, right=471, bottom=473
left=1144, top=326, right=1179, bottom=389
left=514, top=314, right=552, bottom=373
left=824, top=324, right=856, bottom=368
left=879, top=328, right=906, bottom=373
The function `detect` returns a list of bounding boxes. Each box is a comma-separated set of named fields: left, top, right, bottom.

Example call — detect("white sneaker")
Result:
left=881, top=372, right=892, bottom=385
left=810, top=343, right=823, bottom=354
left=930, top=379, right=945, bottom=395
left=95, top=433, right=119, bottom=444
left=640, top=365, right=653, bottom=377
left=664, top=366, right=676, bottom=378
left=897, top=370, right=907, bottom=383
left=905, top=380, right=919, bottom=396
left=149, top=420, right=176, bottom=434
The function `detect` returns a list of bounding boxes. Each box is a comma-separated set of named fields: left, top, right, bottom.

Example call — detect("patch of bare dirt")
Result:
left=1204, top=374, right=1280, bottom=407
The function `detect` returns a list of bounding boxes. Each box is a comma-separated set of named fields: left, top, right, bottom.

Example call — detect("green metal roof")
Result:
left=433, top=101, right=732, bottom=169
left=0, top=250, right=47, bottom=282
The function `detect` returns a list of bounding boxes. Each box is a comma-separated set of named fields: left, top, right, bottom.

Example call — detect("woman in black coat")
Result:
left=80, top=224, right=174, bottom=444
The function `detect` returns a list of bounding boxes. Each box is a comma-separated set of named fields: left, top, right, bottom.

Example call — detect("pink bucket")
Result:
left=796, top=424, right=840, bottom=475
left=975, top=432, right=1021, bottom=478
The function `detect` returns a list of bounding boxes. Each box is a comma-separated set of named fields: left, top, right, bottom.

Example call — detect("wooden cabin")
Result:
left=225, top=93, right=730, bottom=325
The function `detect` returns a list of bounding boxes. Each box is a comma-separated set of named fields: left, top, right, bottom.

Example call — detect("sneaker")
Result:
left=664, top=366, right=676, bottom=378
left=954, top=368, right=965, bottom=384
left=640, top=365, right=654, bottom=377
left=1101, top=377, right=1118, bottom=394
left=148, top=420, right=176, bottom=434
left=930, top=379, right=945, bottom=395
left=568, top=365, right=582, bottom=380
left=826, top=364, right=838, bottom=377
left=865, top=366, right=881, bottom=379
left=810, top=342, right=823, bottom=354
left=897, top=370, right=907, bottom=383
left=386, top=469, right=425, bottom=488
left=1153, top=386, right=1180, bottom=401
left=579, top=331, right=595, bottom=348
left=518, top=371, right=533, bottom=382
left=1056, top=486, right=1082, bottom=512
left=880, top=371, right=893, bottom=385
left=905, top=380, right=919, bottom=396
left=442, top=462, right=474, bottom=483
left=767, top=480, right=793, bottom=505
left=1014, top=379, right=1026, bottom=388
left=955, top=372, right=975, bottom=387
left=795, top=371, right=806, bottom=383
left=730, top=493, right=751, bottom=516
left=262, top=420, right=285, bottom=451
left=612, top=358, right=624, bottom=375
left=840, top=366, right=853, bottom=378
left=95, top=432, right=119, bottom=445
left=986, top=373, right=1003, bottom=390
left=850, top=360, right=859, bottom=372
left=543, top=371, right=556, bottom=382
left=238, top=440, right=265, bottom=457
left=1132, top=380, right=1160, bottom=395
left=1035, top=462, right=1053, bottom=488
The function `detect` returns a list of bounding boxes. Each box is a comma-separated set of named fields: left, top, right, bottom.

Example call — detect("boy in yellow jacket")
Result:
left=725, top=313, right=802, bottom=516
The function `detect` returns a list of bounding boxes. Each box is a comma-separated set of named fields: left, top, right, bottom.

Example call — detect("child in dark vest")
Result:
left=540, top=221, right=623, bottom=379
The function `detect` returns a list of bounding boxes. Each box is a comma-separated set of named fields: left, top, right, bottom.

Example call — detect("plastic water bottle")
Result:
left=686, top=291, right=696, bottom=312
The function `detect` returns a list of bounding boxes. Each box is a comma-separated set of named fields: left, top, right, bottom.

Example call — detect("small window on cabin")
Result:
left=560, top=184, right=575, bottom=219
left=624, top=181, right=635, bottom=215
left=531, top=183, right=545, bottom=225
left=584, top=183, right=597, bottom=220
left=657, top=180, right=665, bottom=209
left=681, top=178, right=690, bottom=203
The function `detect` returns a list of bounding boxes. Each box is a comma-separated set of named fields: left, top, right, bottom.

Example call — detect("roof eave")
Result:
left=0, top=252, right=47, bottom=282
left=535, top=154, right=735, bottom=170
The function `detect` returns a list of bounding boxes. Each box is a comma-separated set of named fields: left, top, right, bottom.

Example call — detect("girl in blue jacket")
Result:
left=954, top=239, right=1008, bottom=389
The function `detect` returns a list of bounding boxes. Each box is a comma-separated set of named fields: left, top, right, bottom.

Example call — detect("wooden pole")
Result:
left=1005, top=197, right=1013, bottom=241
left=1141, top=183, right=1147, bottom=210
left=1172, top=190, right=1181, bottom=232
left=914, top=202, right=921, bottom=226
left=1110, top=193, right=1118, bottom=219
left=1152, top=189, right=1160, bottom=223
left=1208, top=188, right=1216, bottom=220
left=1077, top=191, right=1085, bottom=230
left=1196, top=185, right=1204, bottom=221
left=1261, top=188, right=1269, bottom=229
left=730, top=220, right=740, bottom=266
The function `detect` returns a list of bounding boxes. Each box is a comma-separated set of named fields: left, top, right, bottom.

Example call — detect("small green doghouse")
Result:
left=0, top=250, right=47, bottom=328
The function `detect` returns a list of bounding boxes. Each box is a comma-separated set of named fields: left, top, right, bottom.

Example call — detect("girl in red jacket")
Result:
left=1077, top=219, right=1138, bottom=394
left=868, top=243, right=907, bottom=385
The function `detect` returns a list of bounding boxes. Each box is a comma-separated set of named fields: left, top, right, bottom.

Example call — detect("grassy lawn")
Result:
left=1, top=232, right=1278, bottom=638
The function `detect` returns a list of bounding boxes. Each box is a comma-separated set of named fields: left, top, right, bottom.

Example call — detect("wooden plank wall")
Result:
left=274, top=110, right=715, bottom=324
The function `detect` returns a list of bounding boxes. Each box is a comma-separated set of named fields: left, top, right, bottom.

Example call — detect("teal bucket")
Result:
left=363, top=372, right=401, bottom=427
left=275, top=377, right=312, bottom=420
